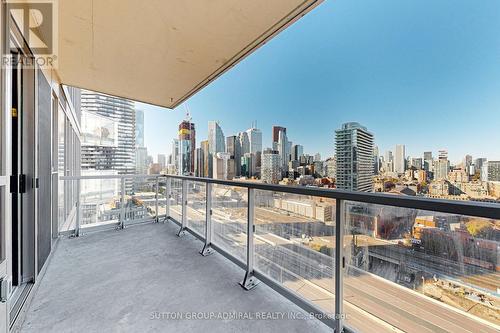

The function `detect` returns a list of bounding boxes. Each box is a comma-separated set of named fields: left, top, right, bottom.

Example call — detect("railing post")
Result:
left=177, top=179, right=188, bottom=236
left=335, top=199, right=345, bottom=333
left=119, top=177, right=126, bottom=229
left=200, top=182, right=215, bottom=256
left=155, top=176, right=159, bottom=223
left=165, top=177, right=171, bottom=220
left=240, top=187, right=259, bottom=290
left=74, top=178, right=81, bottom=237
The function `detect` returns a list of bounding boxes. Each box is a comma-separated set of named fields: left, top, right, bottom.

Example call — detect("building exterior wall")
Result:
left=335, top=122, right=374, bottom=192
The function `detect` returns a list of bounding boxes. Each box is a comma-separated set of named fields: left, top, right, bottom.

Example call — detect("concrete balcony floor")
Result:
left=20, top=222, right=330, bottom=333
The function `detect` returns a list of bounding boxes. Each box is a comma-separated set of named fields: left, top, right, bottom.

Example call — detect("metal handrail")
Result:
left=163, top=175, right=500, bottom=219
left=61, top=174, right=500, bottom=220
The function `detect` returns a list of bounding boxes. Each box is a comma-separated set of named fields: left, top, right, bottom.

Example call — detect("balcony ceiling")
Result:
left=56, top=0, right=322, bottom=108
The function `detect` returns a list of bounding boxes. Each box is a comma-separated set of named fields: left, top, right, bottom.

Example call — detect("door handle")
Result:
left=19, top=174, right=26, bottom=193
left=10, top=175, right=18, bottom=193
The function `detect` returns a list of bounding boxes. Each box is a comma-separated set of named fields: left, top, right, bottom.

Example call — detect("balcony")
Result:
left=19, top=174, right=500, bottom=333
left=20, top=222, right=329, bottom=333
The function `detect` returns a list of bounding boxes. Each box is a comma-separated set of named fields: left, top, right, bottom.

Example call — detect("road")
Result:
left=168, top=204, right=499, bottom=333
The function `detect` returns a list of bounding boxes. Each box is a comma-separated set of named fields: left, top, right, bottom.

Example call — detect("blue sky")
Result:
left=139, top=0, right=500, bottom=165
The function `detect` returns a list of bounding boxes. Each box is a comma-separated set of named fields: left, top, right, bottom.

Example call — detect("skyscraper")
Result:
left=373, top=146, right=380, bottom=174
left=179, top=119, right=196, bottom=174
left=157, top=154, right=166, bottom=169
left=261, top=149, right=281, bottom=184
left=135, top=109, right=145, bottom=148
left=200, top=140, right=209, bottom=177
left=171, top=139, right=179, bottom=172
left=292, top=144, right=304, bottom=161
left=226, top=135, right=242, bottom=177
left=195, top=147, right=204, bottom=177
left=81, top=90, right=136, bottom=192
left=277, top=130, right=289, bottom=171
left=272, top=126, right=286, bottom=150
left=335, top=122, right=374, bottom=192
left=208, top=121, right=225, bottom=178
left=394, top=144, right=406, bottom=174
left=135, top=147, right=148, bottom=175
left=423, top=151, right=433, bottom=173
left=487, top=161, right=500, bottom=181
left=239, top=131, right=250, bottom=156
left=433, top=150, right=450, bottom=180
left=246, top=127, right=262, bottom=155
left=463, top=154, right=473, bottom=176
left=212, top=152, right=231, bottom=180
left=81, top=110, right=118, bottom=170
left=208, top=121, right=225, bottom=153
left=241, top=153, right=255, bottom=177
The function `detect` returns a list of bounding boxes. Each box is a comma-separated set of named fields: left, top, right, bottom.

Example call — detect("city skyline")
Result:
left=139, top=0, right=500, bottom=164
left=140, top=107, right=498, bottom=166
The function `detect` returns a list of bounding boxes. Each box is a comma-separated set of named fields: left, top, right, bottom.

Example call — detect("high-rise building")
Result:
left=438, top=150, right=448, bottom=160
left=194, top=147, right=204, bottom=177
left=487, top=161, right=500, bottom=181
left=272, top=126, right=286, bottom=149
left=292, top=144, right=304, bottom=161
left=81, top=90, right=136, bottom=192
left=411, top=158, right=423, bottom=170
left=208, top=121, right=225, bottom=177
left=246, top=127, right=262, bottom=155
left=208, top=121, right=225, bottom=153
left=423, top=151, right=433, bottom=161
left=261, top=149, right=281, bottom=184
left=81, top=110, right=119, bottom=170
left=178, top=120, right=196, bottom=174
left=241, top=153, right=255, bottom=177
left=335, top=122, right=374, bottom=192
left=135, top=147, right=148, bottom=175
left=157, top=154, right=166, bottom=169
left=134, top=109, right=147, bottom=178
left=135, top=109, right=145, bottom=148
left=394, top=144, right=406, bottom=174
left=433, top=151, right=450, bottom=181
left=325, top=156, right=337, bottom=178
left=178, top=139, right=191, bottom=175
left=200, top=140, right=209, bottom=178
left=314, top=153, right=321, bottom=162
left=384, top=150, right=393, bottom=173
left=239, top=131, right=250, bottom=155
left=474, top=158, right=487, bottom=176
left=277, top=130, right=289, bottom=171
left=373, top=146, right=380, bottom=174
left=213, top=152, right=231, bottom=180
left=226, top=135, right=242, bottom=177
left=463, top=155, right=472, bottom=175
left=171, top=139, right=179, bottom=173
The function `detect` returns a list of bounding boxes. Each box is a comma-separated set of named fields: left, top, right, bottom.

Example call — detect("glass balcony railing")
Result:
left=59, top=174, right=500, bottom=332
left=59, top=174, right=166, bottom=234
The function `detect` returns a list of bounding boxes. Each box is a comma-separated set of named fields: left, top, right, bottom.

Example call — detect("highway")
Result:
left=167, top=202, right=499, bottom=333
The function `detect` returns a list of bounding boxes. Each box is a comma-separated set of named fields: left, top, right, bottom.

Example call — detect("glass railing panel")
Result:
left=212, top=184, right=248, bottom=262
left=156, top=176, right=168, bottom=219
left=343, top=201, right=500, bottom=333
left=79, top=177, right=120, bottom=229
left=254, top=190, right=335, bottom=315
left=187, top=181, right=206, bottom=236
left=125, top=176, right=158, bottom=224
left=169, top=179, right=183, bottom=222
